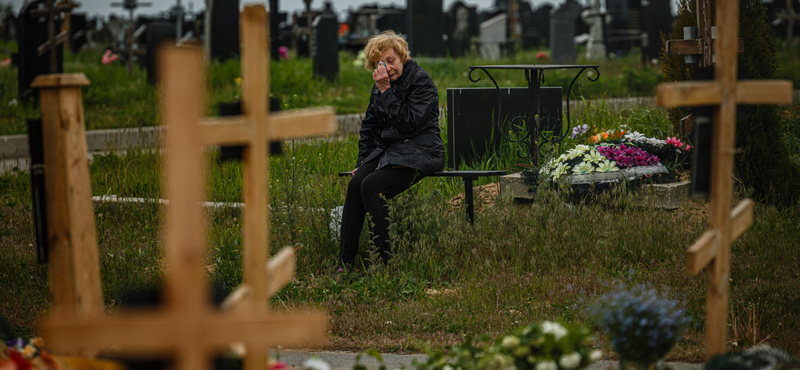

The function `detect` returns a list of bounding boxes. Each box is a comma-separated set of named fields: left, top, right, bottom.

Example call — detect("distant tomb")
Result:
left=312, top=14, right=338, bottom=80
left=549, top=0, right=583, bottom=64
left=406, top=0, right=445, bottom=57
left=16, top=0, right=64, bottom=102
left=445, top=1, right=479, bottom=57
left=207, top=0, right=239, bottom=61
left=479, top=13, right=507, bottom=60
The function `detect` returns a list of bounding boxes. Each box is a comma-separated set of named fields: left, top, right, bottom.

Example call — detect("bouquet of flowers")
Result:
left=591, top=285, right=690, bottom=370
left=1, top=337, right=60, bottom=370
left=415, top=321, right=603, bottom=370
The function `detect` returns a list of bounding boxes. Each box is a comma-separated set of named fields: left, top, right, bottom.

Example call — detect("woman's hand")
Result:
left=351, top=168, right=358, bottom=176
left=372, top=62, right=390, bottom=93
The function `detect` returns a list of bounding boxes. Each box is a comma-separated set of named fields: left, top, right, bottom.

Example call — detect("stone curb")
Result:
left=273, top=350, right=703, bottom=370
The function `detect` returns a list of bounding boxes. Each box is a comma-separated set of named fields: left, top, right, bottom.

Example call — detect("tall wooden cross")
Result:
left=40, top=6, right=335, bottom=370
left=111, top=0, right=151, bottom=75
left=777, top=0, right=800, bottom=41
left=666, top=0, right=743, bottom=67
left=656, top=0, right=793, bottom=359
left=30, top=0, right=79, bottom=73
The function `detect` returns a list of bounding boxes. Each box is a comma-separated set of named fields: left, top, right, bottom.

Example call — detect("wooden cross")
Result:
left=30, top=0, right=80, bottom=73
left=656, top=0, right=793, bottom=359
left=40, top=6, right=335, bottom=370
left=111, top=0, right=151, bottom=75
left=777, top=0, right=800, bottom=41
left=666, top=0, right=743, bottom=67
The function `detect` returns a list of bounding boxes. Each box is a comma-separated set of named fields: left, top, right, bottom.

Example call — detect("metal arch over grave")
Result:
left=39, top=5, right=335, bottom=370
left=656, top=0, right=792, bottom=359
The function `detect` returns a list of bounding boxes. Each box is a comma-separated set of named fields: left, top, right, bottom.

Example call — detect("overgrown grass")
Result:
left=0, top=42, right=664, bottom=135
left=1, top=101, right=799, bottom=359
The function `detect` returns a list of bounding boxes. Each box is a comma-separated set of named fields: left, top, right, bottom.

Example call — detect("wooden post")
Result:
left=656, top=0, right=793, bottom=359
left=32, top=73, right=103, bottom=317
left=665, top=0, right=743, bottom=67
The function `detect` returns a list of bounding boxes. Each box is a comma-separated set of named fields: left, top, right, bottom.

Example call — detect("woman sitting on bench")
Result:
left=338, top=31, right=445, bottom=268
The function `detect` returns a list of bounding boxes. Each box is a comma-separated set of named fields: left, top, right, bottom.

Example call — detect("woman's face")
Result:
left=378, top=48, right=403, bottom=81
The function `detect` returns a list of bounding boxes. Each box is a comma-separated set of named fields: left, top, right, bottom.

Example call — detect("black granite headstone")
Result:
left=15, top=0, right=64, bottom=102
left=530, top=4, right=553, bottom=48
left=270, top=0, right=281, bottom=60
left=2, top=14, right=18, bottom=41
left=640, top=0, right=672, bottom=63
left=312, top=14, right=339, bottom=81
left=446, top=87, right=562, bottom=169
left=445, top=1, right=479, bottom=57
left=549, top=0, right=582, bottom=64
left=209, top=0, right=240, bottom=61
left=376, top=10, right=406, bottom=34
left=69, top=13, right=87, bottom=53
left=145, top=22, right=176, bottom=84
left=406, top=0, right=445, bottom=57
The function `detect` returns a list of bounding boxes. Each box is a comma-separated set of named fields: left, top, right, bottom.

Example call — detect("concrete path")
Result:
left=274, top=350, right=703, bottom=370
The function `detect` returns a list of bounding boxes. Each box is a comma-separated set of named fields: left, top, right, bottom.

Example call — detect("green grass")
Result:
left=0, top=42, right=664, bottom=135
left=1, top=103, right=800, bottom=359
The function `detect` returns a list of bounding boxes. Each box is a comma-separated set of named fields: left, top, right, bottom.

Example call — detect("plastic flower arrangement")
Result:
left=590, top=129, right=625, bottom=143
left=413, top=321, right=602, bottom=370
left=591, top=285, right=690, bottom=370
left=596, top=144, right=660, bottom=169
left=1, top=337, right=60, bottom=370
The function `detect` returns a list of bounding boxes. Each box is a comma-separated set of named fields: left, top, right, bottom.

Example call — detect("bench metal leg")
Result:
left=464, top=178, right=474, bottom=225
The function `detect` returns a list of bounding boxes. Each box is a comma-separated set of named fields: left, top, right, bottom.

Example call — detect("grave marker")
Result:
left=407, top=0, right=445, bottom=57
left=206, top=0, right=239, bottom=61
left=31, top=73, right=103, bottom=317
left=549, top=0, right=582, bottom=64
left=312, top=14, right=338, bottom=80
left=777, top=0, right=800, bottom=41
left=111, top=0, right=151, bottom=75
left=40, top=6, right=334, bottom=370
left=15, top=0, right=68, bottom=101
left=666, top=0, right=743, bottom=67
left=446, top=1, right=479, bottom=58
left=479, top=13, right=506, bottom=60
left=656, top=0, right=792, bottom=359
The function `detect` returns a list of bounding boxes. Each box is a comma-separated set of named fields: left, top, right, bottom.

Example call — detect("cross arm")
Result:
left=730, top=199, right=754, bottom=241
left=736, top=81, right=793, bottom=105
left=30, top=3, right=79, bottom=16
left=200, top=107, right=336, bottom=146
left=657, top=81, right=721, bottom=108
left=687, top=230, right=720, bottom=275
left=266, top=247, right=296, bottom=298
left=41, top=310, right=327, bottom=353
left=37, top=31, right=68, bottom=56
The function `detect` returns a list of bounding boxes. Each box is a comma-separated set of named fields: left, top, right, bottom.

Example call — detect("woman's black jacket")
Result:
left=356, top=59, right=445, bottom=176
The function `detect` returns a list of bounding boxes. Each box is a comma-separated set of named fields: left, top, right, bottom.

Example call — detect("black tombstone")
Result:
left=69, top=13, right=87, bottom=53
left=145, top=22, right=176, bottom=84
left=15, top=0, right=64, bottom=102
left=640, top=0, right=672, bottom=63
left=445, top=1, right=479, bottom=57
left=270, top=0, right=281, bottom=60
left=209, top=0, right=240, bottom=61
left=446, top=87, right=562, bottom=169
left=376, top=9, right=406, bottom=34
left=406, top=0, right=445, bottom=57
left=2, top=14, right=18, bottom=41
left=312, top=14, right=339, bottom=81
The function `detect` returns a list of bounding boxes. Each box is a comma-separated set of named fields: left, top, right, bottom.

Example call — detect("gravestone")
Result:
left=446, top=87, right=562, bottom=169
left=376, top=9, right=406, bottom=34
left=208, top=0, right=240, bottom=61
left=581, top=0, right=607, bottom=60
left=2, top=14, right=18, bottom=41
left=406, top=0, right=444, bottom=57
left=270, top=0, right=281, bottom=60
left=145, top=22, right=176, bottom=84
left=15, top=0, right=64, bottom=102
left=446, top=1, right=479, bottom=57
left=312, top=14, right=338, bottom=80
left=528, top=4, right=552, bottom=48
left=69, top=12, right=87, bottom=53
left=640, top=0, right=672, bottom=62
left=480, top=13, right=506, bottom=60
left=549, top=0, right=583, bottom=64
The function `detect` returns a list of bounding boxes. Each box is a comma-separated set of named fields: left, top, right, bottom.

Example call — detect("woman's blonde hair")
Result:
left=363, top=30, right=411, bottom=71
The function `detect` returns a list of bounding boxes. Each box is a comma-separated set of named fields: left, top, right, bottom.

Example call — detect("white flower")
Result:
left=624, top=131, right=645, bottom=140
left=572, top=162, right=594, bottom=174
left=597, top=160, right=619, bottom=173
left=303, top=358, right=331, bottom=370
left=502, top=335, right=521, bottom=349
left=541, top=321, right=568, bottom=341
left=589, top=349, right=603, bottom=362
left=443, top=365, right=455, bottom=370
left=551, top=163, right=569, bottom=181
left=575, top=144, right=591, bottom=152
left=559, top=352, right=582, bottom=369
left=566, top=147, right=587, bottom=160
left=583, top=150, right=604, bottom=163
left=534, top=360, right=558, bottom=370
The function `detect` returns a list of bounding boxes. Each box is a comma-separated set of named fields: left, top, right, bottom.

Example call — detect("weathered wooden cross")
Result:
left=110, top=0, right=151, bottom=75
left=30, top=0, right=80, bottom=73
left=656, top=0, right=793, bottom=359
left=40, top=5, right=335, bottom=370
left=666, top=0, right=743, bottom=67
left=777, top=0, right=800, bottom=41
